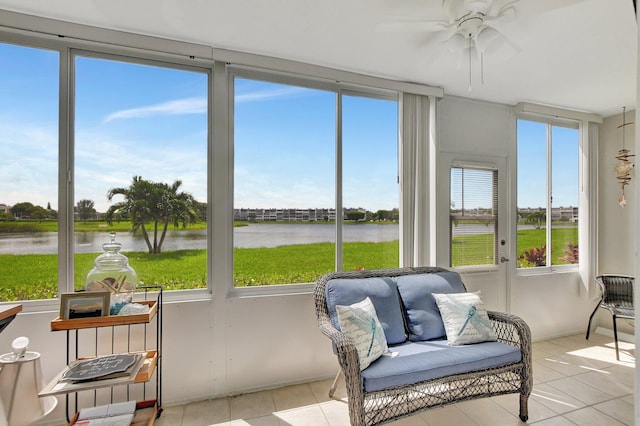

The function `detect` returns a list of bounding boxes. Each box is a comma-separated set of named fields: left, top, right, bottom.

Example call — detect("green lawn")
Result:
left=0, top=241, right=400, bottom=301
left=0, top=226, right=577, bottom=301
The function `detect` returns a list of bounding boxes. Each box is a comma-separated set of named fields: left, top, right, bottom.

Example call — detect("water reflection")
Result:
left=0, top=223, right=401, bottom=255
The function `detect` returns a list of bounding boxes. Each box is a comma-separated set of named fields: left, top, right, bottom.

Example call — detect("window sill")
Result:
left=452, top=265, right=499, bottom=274
left=517, top=264, right=578, bottom=277
left=228, top=282, right=315, bottom=299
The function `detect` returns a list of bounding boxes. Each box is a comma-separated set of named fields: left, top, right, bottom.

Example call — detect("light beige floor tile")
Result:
left=147, top=334, right=634, bottom=426
left=318, top=400, right=350, bottom=425
left=155, top=404, right=185, bottom=426
left=272, top=383, right=317, bottom=411
left=229, top=414, right=282, bottom=425
left=418, top=404, right=478, bottom=426
left=229, top=390, right=276, bottom=420
left=182, top=398, right=231, bottom=426
left=387, top=413, right=429, bottom=425
left=532, top=360, right=566, bottom=384
left=545, top=376, right=613, bottom=406
left=572, top=369, right=633, bottom=398
left=563, top=406, right=626, bottom=426
left=532, top=340, right=569, bottom=360
left=537, top=354, right=593, bottom=377
left=274, top=405, right=329, bottom=425
left=309, top=376, right=347, bottom=402
left=308, top=378, right=335, bottom=403
left=593, top=398, right=635, bottom=426
left=621, top=394, right=635, bottom=405
left=602, top=364, right=636, bottom=388
left=491, top=393, right=557, bottom=423
left=528, top=415, right=578, bottom=426
left=557, top=351, right=615, bottom=371
left=530, top=382, right=586, bottom=414
left=456, top=398, right=521, bottom=426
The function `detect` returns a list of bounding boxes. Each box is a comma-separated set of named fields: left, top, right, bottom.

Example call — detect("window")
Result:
left=517, top=119, right=579, bottom=268
left=73, top=54, right=208, bottom=291
left=449, top=167, right=498, bottom=267
left=0, top=38, right=211, bottom=303
left=0, top=31, right=404, bottom=301
left=233, top=76, right=398, bottom=286
left=0, top=42, right=59, bottom=301
left=342, top=94, right=399, bottom=271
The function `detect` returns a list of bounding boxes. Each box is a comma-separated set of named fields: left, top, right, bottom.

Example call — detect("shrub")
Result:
left=519, top=245, right=546, bottom=267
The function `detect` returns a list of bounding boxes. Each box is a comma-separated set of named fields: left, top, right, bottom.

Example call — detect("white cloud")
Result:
left=235, top=86, right=311, bottom=103
left=104, top=97, right=206, bottom=122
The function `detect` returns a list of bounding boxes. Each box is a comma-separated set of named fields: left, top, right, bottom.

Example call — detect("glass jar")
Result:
left=85, top=232, right=137, bottom=315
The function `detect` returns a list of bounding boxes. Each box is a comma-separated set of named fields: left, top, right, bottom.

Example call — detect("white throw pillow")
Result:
left=432, top=291, right=497, bottom=345
left=336, top=297, right=388, bottom=370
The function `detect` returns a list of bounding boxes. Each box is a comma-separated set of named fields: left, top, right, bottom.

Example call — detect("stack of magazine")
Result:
left=75, top=401, right=136, bottom=425
left=61, top=353, right=142, bottom=382
left=40, top=353, right=146, bottom=396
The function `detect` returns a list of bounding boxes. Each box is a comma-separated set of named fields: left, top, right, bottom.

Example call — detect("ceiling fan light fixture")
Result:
left=444, top=32, right=467, bottom=52
left=457, top=15, right=484, bottom=35
left=464, top=0, right=492, bottom=12
left=497, top=6, right=516, bottom=20
left=476, top=26, right=503, bottom=53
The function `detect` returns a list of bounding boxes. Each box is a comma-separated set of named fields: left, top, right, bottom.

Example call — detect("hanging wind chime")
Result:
left=615, top=106, right=635, bottom=207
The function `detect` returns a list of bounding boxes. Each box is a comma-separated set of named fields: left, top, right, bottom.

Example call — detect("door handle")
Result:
left=500, top=256, right=510, bottom=263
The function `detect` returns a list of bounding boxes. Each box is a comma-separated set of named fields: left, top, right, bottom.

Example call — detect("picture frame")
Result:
left=60, top=292, right=110, bottom=320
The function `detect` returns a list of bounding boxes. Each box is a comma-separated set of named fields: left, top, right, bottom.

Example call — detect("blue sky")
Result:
left=1, top=42, right=578, bottom=214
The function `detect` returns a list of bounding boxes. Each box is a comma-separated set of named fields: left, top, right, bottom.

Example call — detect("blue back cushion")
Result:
left=396, top=271, right=466, bottom=341
left=325, top=277, right=406, bottom=345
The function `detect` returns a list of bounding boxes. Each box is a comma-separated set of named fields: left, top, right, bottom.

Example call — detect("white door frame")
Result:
left=435, top=152, right=511, bottom=313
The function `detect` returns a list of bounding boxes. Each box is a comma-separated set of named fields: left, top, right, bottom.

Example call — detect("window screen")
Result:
left=450, top=167, right=498, bottom=267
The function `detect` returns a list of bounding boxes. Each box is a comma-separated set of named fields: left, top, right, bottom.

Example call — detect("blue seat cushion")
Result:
left=361, top=340, right=521, bottom=392
left=396, top=272, right=467, bottom=341
left=325, top=276, right=406, bottom=345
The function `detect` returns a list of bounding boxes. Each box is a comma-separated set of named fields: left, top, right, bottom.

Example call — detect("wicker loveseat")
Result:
left=314, top=267, right=532, bottom=425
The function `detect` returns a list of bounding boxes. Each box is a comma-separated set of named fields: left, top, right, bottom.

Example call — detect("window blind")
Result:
left=450, top=167, right=498, bottom=267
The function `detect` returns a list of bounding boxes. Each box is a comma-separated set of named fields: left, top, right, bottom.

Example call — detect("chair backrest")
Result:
left=597, top=274, right=634, bottom=310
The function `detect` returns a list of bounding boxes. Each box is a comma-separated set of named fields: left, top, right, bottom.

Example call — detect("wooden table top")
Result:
left=0, top=304, right=22, bottom=322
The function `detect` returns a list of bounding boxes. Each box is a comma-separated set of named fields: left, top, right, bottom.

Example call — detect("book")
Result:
left=74, top=401, right=136, bottom=425
left=62, top=354, right=138, bottom=382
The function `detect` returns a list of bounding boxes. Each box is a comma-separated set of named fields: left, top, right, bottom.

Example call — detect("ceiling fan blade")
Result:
left=443, top=32, right=467, bottom=53
left=376, top=19, right=452, bottom=34
left=476, top=26, right=520, bottom=59
left=486, top=0, right=520, bottom=17
left=463, top=0, right=494, bottom=13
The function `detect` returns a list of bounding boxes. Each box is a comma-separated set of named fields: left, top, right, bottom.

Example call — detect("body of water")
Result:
left=0, top=223, right=545, bottom=255
left=0, top=223, right=398, bottom=255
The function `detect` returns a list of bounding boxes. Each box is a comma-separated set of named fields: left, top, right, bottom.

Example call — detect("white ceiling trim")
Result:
left=0, top=9, right=444, bottom=98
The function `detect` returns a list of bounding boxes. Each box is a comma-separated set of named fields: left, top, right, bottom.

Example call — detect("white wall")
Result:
left=598, top=110, right=636, bottom=274
left=437, top=96, right=595, bottom=340
left=0, top=96, right=624, bottom=425
left=596, top=111, right=636, bottom=337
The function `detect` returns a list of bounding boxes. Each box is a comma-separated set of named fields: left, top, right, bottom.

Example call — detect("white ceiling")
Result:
left=0, top=0, right=636, bottom=117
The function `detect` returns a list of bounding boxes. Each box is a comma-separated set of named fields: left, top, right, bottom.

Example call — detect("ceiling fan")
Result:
left=428, top=0, right=520, bottom=90
left=379, top=0, right=521, bottom=90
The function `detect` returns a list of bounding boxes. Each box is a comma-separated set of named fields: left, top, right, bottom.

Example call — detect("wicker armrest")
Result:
left=488, top=311, right=531, bottom=348
left=316, top=315, right=361, bottom=372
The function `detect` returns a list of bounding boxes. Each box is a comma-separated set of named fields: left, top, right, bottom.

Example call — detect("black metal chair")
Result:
left=585, top=274, right=635, bottom=360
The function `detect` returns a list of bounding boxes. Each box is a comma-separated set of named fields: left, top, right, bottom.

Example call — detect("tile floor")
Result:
left=155, top=333, right=635, bottom=426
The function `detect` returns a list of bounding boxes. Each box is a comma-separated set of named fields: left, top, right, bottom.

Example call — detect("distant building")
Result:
left=0, top=204, right=10, bottom=214
left=234, top=208, right=337, bottom=222
left=517, top=206, right=578, bottom=222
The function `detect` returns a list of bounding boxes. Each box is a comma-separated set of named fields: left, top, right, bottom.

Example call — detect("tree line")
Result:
left=3, top=176, right=201, bottom=254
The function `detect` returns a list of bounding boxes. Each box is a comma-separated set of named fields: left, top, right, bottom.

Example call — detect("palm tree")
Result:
left=524, top=211, right=545, bottom=230
left=105, top=176, right=198, bottom=254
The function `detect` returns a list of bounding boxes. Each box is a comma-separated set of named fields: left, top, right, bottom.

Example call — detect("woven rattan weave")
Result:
left=314, top=267, right=532, bottom=425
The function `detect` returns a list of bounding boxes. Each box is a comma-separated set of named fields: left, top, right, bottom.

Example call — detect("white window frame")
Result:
left=228, top=68, right=400, bottom=296
left=1, top=16, right=442, bottom=306
left=514, top=103, right=601, bottom=295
